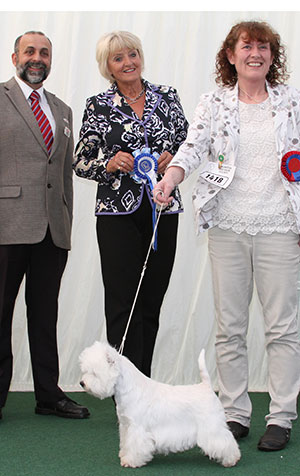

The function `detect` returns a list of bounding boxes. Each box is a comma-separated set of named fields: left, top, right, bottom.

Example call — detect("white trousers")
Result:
left=208, top=228, right=300, bottom=429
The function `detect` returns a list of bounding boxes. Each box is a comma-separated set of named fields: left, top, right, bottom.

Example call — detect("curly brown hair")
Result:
left=215, top=21, right=289, bottom=87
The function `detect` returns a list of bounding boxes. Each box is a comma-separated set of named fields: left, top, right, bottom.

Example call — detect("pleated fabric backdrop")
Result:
left=1, top=10, right=300, bottom=391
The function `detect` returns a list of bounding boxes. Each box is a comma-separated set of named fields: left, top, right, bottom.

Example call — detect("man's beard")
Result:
left=16, top=61, right=50, bottom=84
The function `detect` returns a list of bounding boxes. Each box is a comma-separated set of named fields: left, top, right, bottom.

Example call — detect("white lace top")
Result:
left=214, top=98, right=298, bottom=235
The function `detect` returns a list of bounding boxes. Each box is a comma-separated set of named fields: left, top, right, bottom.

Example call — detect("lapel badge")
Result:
left=64, top=126, right=71, bottom=138
left=218, top=154, right=224, bottom=169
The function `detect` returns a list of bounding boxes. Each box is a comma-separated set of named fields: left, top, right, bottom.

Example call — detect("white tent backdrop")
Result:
left=1, top=10, right=300, bottom=392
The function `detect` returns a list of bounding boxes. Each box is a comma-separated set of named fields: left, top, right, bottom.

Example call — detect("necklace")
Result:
left=239, top=88, right=268, bottom=108
left=123, top=87, right=145, bottom=105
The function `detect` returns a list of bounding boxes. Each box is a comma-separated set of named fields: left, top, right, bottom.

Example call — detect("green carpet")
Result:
left=0, top=392, right=299, bottom=476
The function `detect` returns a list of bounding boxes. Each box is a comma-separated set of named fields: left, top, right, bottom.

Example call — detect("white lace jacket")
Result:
left=171, top=82, right=300, bottom=233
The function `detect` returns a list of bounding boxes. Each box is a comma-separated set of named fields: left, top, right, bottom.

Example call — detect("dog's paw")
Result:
left=120, top=459, right=141, bottom=468
left=220, top=450, right=241, bottom=467
left=222, top=458, right=240, bottom=468
left=120, top=456, right=147, bottom=468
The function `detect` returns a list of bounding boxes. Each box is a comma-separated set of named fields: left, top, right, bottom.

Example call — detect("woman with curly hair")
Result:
left=154, top=20, right=300, bottom=452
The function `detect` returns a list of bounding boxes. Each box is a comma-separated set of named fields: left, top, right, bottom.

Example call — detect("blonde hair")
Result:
left=96, top=31, right=145, bottom=82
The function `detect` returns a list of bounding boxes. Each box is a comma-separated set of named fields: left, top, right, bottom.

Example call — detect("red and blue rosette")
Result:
left=281, top=151, right=300, bottom=182
left=132, top=148, right=160, bottom=250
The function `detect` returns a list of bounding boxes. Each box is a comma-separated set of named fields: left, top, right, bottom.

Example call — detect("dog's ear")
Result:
left=106, top=353, right=116, bottom=365
left=105, top=346, right=118, bottom=366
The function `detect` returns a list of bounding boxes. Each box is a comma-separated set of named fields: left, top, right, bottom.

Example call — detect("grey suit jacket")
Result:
left=0, top=77, right=74, bottom=249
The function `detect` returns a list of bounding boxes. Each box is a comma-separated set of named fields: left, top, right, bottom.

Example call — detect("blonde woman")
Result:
left=74, top=31, right=188, bottom=377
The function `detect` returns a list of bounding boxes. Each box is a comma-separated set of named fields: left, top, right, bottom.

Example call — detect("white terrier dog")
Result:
left=79, top=341, right=241, bottom=468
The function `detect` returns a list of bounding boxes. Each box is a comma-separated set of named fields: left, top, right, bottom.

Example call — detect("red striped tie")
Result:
left=29, top=90, right=54, bottom=154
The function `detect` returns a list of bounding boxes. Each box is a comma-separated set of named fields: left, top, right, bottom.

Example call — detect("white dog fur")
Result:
left=79, top=341, right=241, bottom=468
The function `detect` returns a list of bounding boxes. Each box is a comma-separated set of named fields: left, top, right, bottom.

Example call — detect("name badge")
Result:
left=200, top=162, right=235, bottom=189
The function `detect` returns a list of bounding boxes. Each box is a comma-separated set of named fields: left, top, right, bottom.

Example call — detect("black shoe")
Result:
left=227, top=421, right=249, bottom=440
left=0, top=408, right=2, bottom=420
left=257, top=425, right=291, bottom=451
left=35, top=398, right=90, bottom=419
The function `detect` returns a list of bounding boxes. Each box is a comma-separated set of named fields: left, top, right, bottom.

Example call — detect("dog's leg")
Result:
left=197, top=425, right=241, bottom=467
left=119, top=421, right=155, bottom=468
left=118, top=419, right=130, bottom=460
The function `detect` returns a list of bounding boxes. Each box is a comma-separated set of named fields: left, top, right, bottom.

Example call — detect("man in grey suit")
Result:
left=0, top=31, right=89, bottom=421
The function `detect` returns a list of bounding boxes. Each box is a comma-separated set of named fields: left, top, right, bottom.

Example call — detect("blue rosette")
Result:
left=132, top=147, right=159, bottom=185
left=132, top=147, right=160, bottom=250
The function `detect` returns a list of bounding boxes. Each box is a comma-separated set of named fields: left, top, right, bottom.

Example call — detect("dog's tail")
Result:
left=198, top=349, right=211, bottom=385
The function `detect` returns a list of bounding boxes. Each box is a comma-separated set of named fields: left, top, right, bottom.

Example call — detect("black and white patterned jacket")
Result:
left=73, top=80, right=188, bottom=215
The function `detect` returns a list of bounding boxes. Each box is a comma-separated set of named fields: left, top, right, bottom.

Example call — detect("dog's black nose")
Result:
left=80, top=381, right=85, bottom=388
